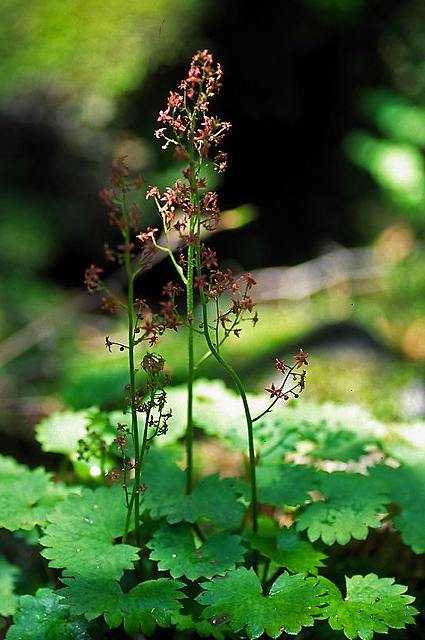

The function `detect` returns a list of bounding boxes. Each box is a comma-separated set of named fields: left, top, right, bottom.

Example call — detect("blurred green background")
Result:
left=1, top=0, right=424, bottom=457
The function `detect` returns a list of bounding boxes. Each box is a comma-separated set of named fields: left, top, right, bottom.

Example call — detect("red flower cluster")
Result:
left=264, top=350, right=309, bottom=404
left=84, top=264, right=104, bottom=293
left=133, top=283, right=183, bottom=348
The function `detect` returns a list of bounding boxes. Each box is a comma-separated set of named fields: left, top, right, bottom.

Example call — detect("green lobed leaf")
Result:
left=5, top=588, right=91, bottom=640
left=321, top=573, right=419, bottom=640
left=310, top=429, right=375, bottom=462
left=61, top=578, right=122, bottom=621
left=109, top=578, right=185, bottom=635
left=0, top=455, right=67, bottom=531
left=257, top=463, right=318, bottom=507
left=371, top=462, right=425, bottom=553
left=255, top=400, right=386, bottom=463
left=197, top=567, right=328, bottom=638
left=166, top=381, right=385, bottom=462
left=165, top=379, right=253, bottom=449
left=141, top=449, right=244, bottom=529
left=296, top=471, right=389, bottom=545
left=35, top=410, right=92, bottom=456
left=41, top=485, right=139, bottom=580
left=36, top=408, right=120, bottom=477
left=0, top=556, right=20, bottom=617
left=61, top=575, right=184, bottom=635
left=249, top=523, right=327, bottom=575
left=147, top=522, right=246, bottom=580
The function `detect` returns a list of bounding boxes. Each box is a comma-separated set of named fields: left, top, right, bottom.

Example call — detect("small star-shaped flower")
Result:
left=293, top=348, right=309, bottom=368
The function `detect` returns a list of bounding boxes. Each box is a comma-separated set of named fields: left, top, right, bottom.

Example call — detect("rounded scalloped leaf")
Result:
left=35, top=410, right=90, bottom=455
left=371, top=462, right=425, bottom=553
left=60, top=575, right=185, bottom=635
left=0, top=455, right=66, bottom=531
left=296, top=471, right=390, bottom=545
left=41, top=485, right=139, bottom=580
left=142, top=449, right=244, bottom=529
left=321, top=573, right=419, bottom=640
left=5, top=589, right=91, bottom=640
left=250, top=527, right=327, bottom=575
left=165, top=380, right=385, bottom=463
left=197, top=567, right=328, bottom=638
left=255, top=400, right=386, bottom=462
left=147, top=522, right=246, bottom=580
left=36, top=408, right=118, bottom=461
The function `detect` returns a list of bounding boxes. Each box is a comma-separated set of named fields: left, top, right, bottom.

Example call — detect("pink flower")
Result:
left=265, top=383, right=284, bottom=399
left=293, top=348, right=309, bottom=368
left=146, top=186, right=160, bottom=200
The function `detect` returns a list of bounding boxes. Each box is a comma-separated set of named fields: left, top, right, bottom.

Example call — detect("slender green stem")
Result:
left=194, top=236, right=258, bottom=533
left=194, top=314, right=240, bottom=369
left=123, top=489, right=136, bottom=543
left=125, top=269, right=142, bottom=546
left=252, top=364, right=298, bottom=423
left=215, top=297, right=220, bottom=351
left=152, top=238, right=187, bottom=286
left=183, top=108, right=201, bottom=495
left=119, top=195, right=142, bottom=546
left=185, top=235, right=195, bottom=495
left=140, top=388, right=155, bottom=460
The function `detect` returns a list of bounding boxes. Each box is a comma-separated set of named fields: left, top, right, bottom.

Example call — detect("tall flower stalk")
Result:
left=85, top=164, right=174, bottom=545
left=86, top=50, right=309, bottom=541
left=141, top=51, right=308, bottom=533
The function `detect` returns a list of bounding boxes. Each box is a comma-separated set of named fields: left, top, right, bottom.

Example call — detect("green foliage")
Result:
left=322, top=574, right=419, bottom=640
left=197, top=567, right=328, bottom=638
left=3, top=32, right=424, bottom=639
left=0, top=0, right=207, bottom=100
left=0, top=195, right=56, bottom=274
left=257, top=463, right=318, bottom=507
left=36, top=407, right=119, bottom=478
left=61, top=359, right=130, bottom=409
left=360, top=90, right=425, bottom=148
left=165, top=379, right=249, bottom=449
left=147, top=522, right=246, bottom=580
left=296, top=471, right=389, bottom=545
left=345, top=132, right=425, bottom=211
left=61, top=576, right=184, bottom=635
left=41, top=485, right=139, bottom=580
left=141, top=449, right=244, bottom=529
left=0, top=455, right=66, bottom=532
left=255, top=401, right=385, bottom=463
left=249, top=519, right=327, bottom=575
left=166, top=382, right=386, bottom=462
left=3, top=394, right=422, bottom=640
left=36, top=410, right=91, bottom=455
left=0, top=556, right=20, bottom=617
left=371, top=462, right=425, bottom=553
left=5, top=589, right=91, bottom=640
left=171, top=607, right=230, bottom=639
left=36, top=408, right=107, bottom=456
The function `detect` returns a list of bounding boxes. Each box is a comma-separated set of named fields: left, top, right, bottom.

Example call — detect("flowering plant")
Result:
left=0, top=51, right=421, bottom=640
